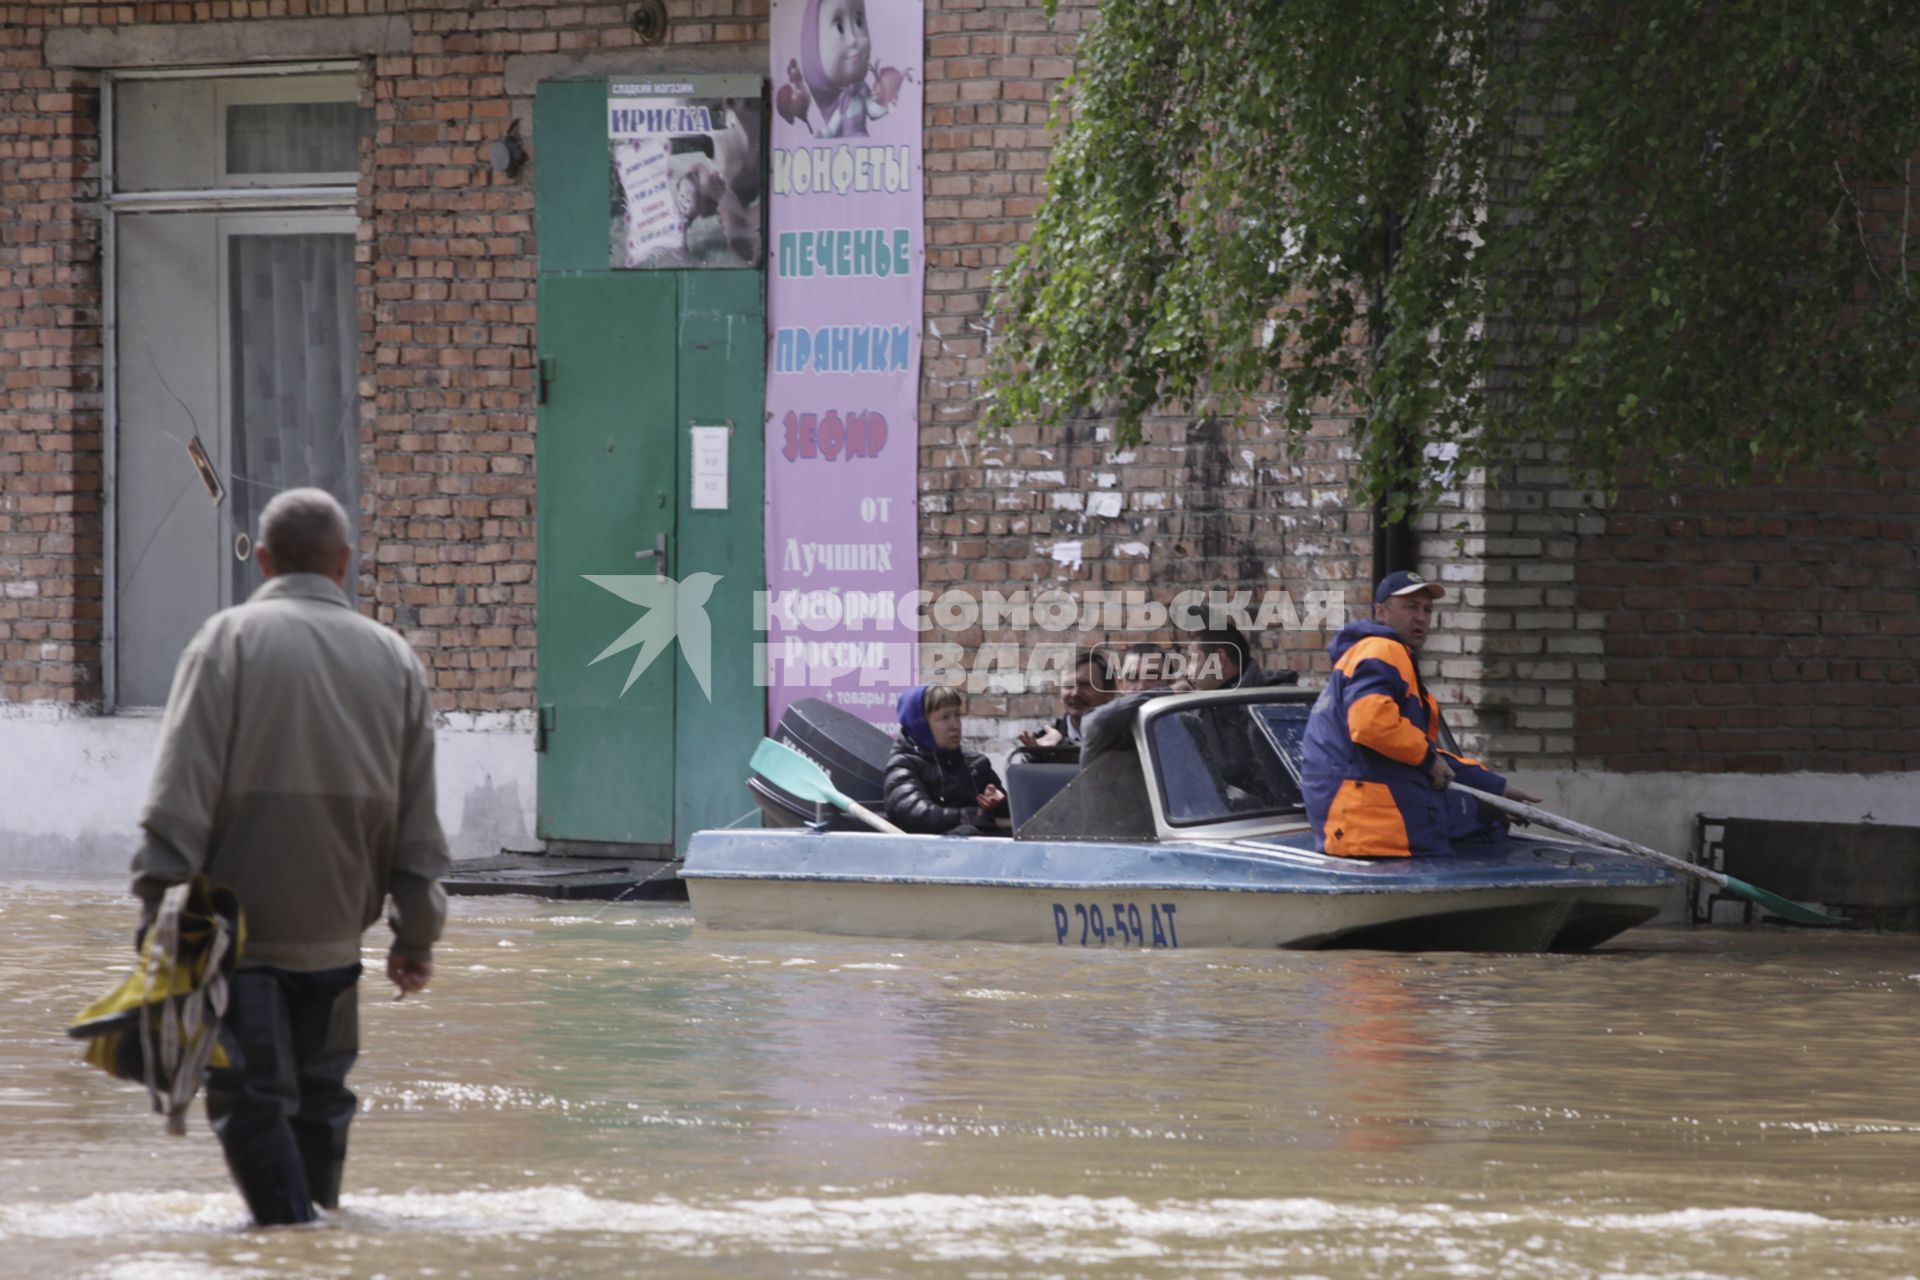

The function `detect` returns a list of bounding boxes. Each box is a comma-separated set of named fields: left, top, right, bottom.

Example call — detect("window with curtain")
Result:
left=226, top=232, right=360, bottom=604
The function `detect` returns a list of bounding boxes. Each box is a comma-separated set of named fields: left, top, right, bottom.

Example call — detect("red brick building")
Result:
left=2, top=0, right=1916, bottom=877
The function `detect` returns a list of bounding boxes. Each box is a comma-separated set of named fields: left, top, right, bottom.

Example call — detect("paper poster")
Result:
left=690, top=424, right=730, bottom=510
left=764, top=0, right=924, bottom=732
left=608, top=77, right=765, bottom=269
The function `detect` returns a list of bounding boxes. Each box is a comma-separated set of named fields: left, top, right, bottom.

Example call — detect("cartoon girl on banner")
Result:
left=789, top=0, right=911, bottom=138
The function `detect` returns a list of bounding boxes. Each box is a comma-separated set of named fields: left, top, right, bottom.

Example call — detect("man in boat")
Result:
left=1300, top=571, right=1540, bottom=857
left=1176, top=621, right=1299, bottom=691
left=1017, top=649, right=1115, bottom=748
left=131, top=488, right=450, bottom=1225
left=1112, top=642, right=1174, bottom=692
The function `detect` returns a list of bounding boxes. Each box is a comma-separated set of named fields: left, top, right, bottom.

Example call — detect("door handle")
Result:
left=633, top=531, right=668, bottom=581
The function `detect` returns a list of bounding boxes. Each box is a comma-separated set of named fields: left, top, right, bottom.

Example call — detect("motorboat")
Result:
left=682, top=689, right=1681, bottom=951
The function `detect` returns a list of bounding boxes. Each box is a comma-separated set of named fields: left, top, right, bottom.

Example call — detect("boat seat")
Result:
left=1006, top=761, right=1081, bottom=831
left=1013, top=748, right=1160, bottom=842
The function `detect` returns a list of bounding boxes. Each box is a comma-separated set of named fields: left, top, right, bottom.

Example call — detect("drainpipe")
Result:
left=1368, top=205, right=1416, bottom=585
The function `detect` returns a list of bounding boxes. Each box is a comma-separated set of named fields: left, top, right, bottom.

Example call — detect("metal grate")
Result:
left=1691, top=815, right=1755, bottom=924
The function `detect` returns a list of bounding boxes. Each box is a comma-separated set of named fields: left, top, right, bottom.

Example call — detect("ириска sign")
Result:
left=608, top=76, right=765, bottom=270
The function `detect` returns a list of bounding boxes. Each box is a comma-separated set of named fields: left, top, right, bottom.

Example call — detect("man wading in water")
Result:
left=131, top=488, right=450, bottom=1225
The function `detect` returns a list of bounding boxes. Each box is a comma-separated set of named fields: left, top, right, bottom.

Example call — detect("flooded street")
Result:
left=4, top=878, right=1920, bottom=1278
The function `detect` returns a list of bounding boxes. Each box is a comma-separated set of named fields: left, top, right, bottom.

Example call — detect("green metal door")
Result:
left=670, top=272, right=767, bottom=845
left=534, top=273, right=680, bottom=848
left=533, top=77, right=768, bottom=853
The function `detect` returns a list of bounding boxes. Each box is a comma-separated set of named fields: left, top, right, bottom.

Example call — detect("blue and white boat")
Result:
left=682, top=690, right=1680, bottom=951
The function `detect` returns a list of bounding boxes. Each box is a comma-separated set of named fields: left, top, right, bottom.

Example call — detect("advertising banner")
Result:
left=609, top=75, right=765, bottom=269
left=765, top=0, right=924, bottom=732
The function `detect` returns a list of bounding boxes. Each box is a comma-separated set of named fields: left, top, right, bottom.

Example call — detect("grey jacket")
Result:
left=133, top=574, right=450, bottom=971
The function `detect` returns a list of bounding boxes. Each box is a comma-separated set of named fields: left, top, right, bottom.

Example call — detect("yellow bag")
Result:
left=69, top=874, right=245, bottom=1134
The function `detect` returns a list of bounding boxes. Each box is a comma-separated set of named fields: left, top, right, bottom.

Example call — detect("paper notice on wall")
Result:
left=613, top=136, right=681, bottom=266
left=690, top=425, right=730, bottom=510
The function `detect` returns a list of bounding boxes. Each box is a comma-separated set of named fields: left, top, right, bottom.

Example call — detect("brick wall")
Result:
left=1574, top=437, right=1920, bottom=774
left=0, top=0, right=770, bottom=715
left=7, top=0, right=1912, bottom=781
left=1416, top=450, right=1602, bottom=774
left=1411, top=435, right=1920, bottom=781
left=361, top=32, right=537, bottom=714
left=0, top=12, right=101, bottom=706
left=918, top=0, right=1370, bottom=736
left=359, top=3, right=765, bottom=713
left=2, top=0, right=1374, bottom=728
left=918, top=407, right=1371, bottom=736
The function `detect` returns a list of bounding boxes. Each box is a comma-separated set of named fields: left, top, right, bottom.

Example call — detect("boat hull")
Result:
left=681, top=829, right=1678, bottom=952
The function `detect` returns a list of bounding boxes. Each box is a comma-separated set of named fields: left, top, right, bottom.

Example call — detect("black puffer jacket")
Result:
left=882, top=735, right=1007, bottom=834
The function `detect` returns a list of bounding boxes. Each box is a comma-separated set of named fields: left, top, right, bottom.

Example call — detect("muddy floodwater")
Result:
left=4, top=878, right=1920, bottom=1278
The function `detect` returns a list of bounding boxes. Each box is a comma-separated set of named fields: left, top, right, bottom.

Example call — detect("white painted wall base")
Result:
left=1514, top=768, right=1920, bottom=923
left=1514, top=768, right=1920, bottom=865
left=10, top=704, right=1906, bottom=932
left=0, top=710, right=539, bottom=876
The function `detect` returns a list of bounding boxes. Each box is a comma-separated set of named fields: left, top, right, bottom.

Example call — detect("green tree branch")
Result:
left=988, top=0, right=1920, bottom=510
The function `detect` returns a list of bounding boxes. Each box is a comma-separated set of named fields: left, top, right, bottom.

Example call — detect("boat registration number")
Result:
left=1051, top=901, right=1179, bottom=949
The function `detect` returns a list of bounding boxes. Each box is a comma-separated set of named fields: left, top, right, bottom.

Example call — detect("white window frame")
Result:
left=103, top=62, right=362, bottom=712
left=213, top=73, right=365, bottom=189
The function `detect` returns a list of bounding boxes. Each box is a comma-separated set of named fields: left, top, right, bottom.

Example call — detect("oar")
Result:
left=751, top=738, right=903, bottom=834
left=1456, top=784, right=1846, bottom=927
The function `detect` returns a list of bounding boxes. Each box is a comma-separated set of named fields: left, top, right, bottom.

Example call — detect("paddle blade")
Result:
left=1722, top=875, right=1849, bottom=927
left=750, top=738, right=849, bottom=810
left=1457, top=784, right=1849, bottom=928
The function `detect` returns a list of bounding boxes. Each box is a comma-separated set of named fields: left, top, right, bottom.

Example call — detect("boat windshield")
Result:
left=1147, top=700, right=1308, bottom=827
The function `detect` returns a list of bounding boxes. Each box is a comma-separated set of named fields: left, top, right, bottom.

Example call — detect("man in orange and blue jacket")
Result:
left=1301, top=571, right=1541, bottom=857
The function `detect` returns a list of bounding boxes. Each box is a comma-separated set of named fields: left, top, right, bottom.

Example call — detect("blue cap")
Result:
left=1373, top=570, right=1446, bottom=605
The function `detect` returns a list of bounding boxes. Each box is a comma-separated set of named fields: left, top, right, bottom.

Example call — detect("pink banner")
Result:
left=764, top=0, right=924, bottom=733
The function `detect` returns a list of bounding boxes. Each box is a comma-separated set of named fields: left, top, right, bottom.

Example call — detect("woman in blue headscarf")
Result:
left=884, top=684, right=1008, bottom=834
